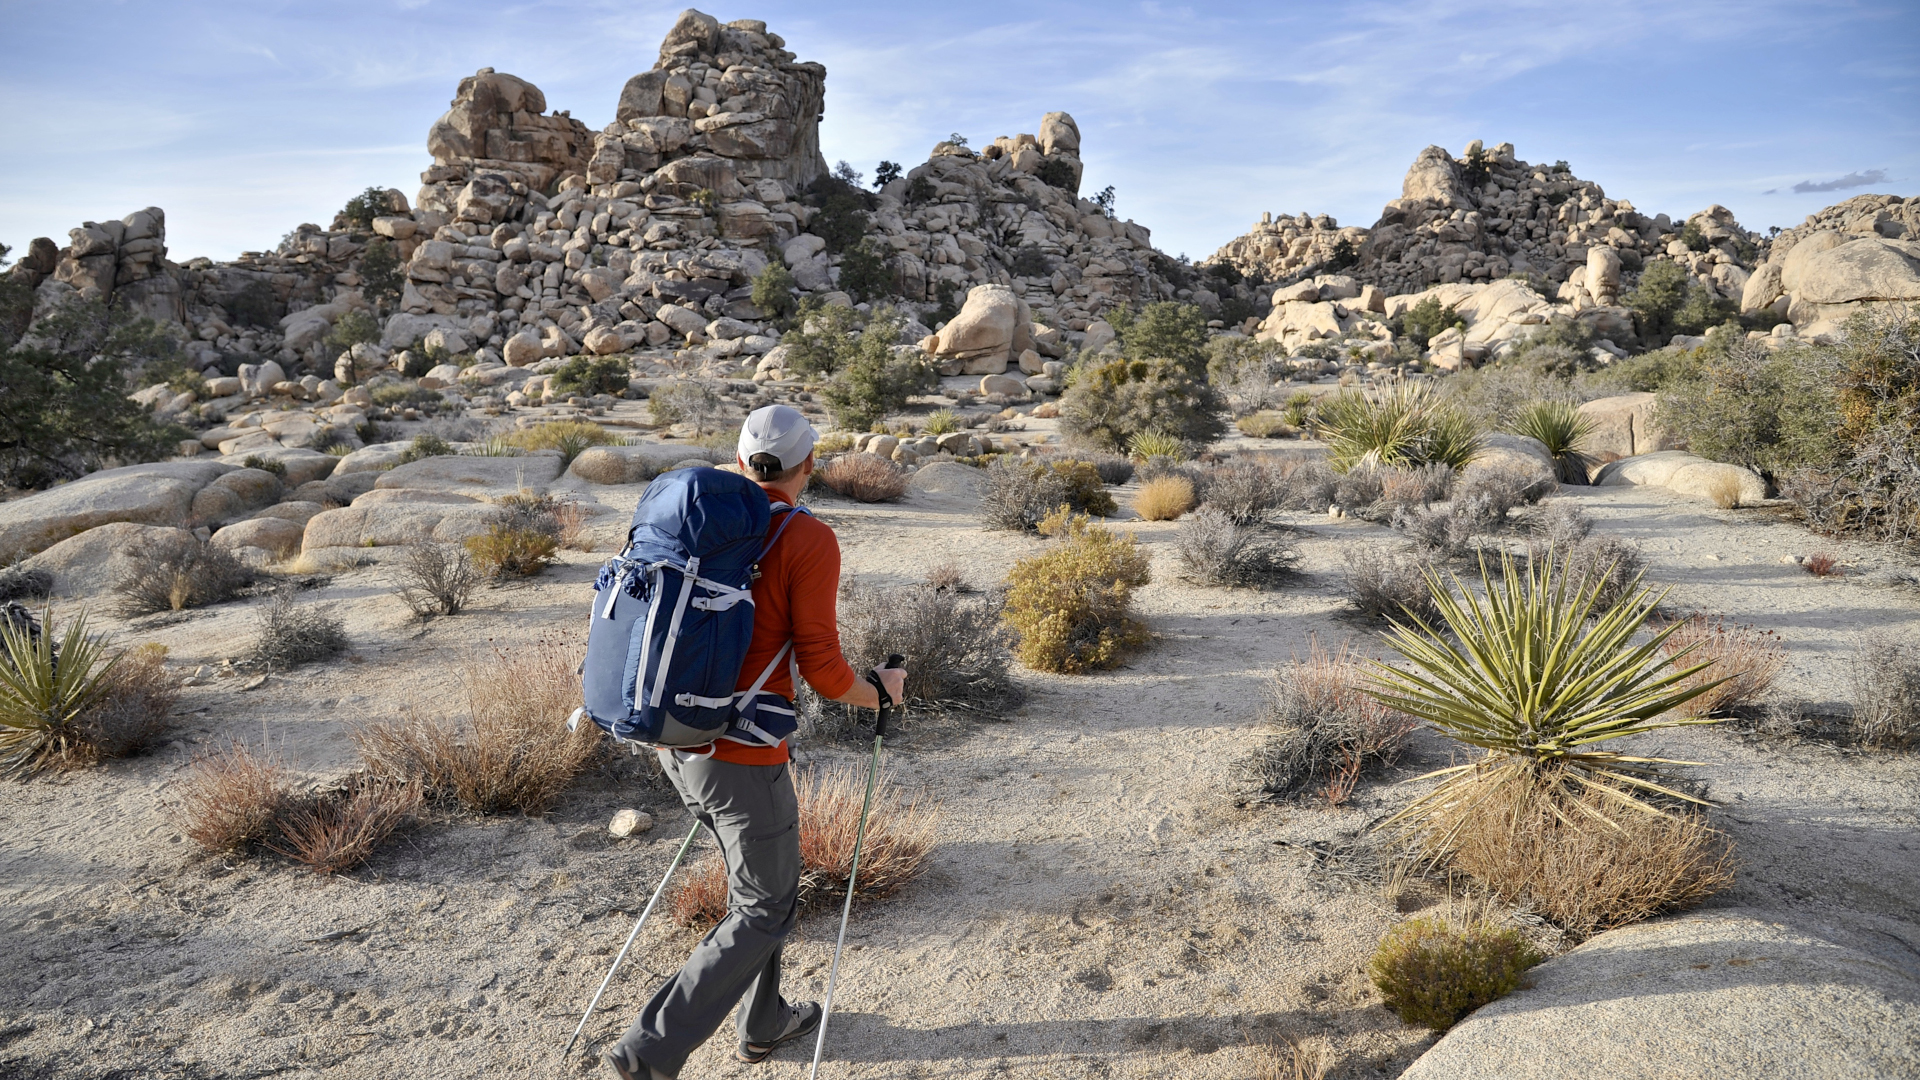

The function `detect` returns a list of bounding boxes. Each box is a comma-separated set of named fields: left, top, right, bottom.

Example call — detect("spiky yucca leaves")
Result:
left=1366, top=550, right=1726, bottom=845
left=0, top=608, right=120, bottom=775
left=1315, top=383, right=1484, bottom=473
left=1507, top=400, right=1596, bottom=484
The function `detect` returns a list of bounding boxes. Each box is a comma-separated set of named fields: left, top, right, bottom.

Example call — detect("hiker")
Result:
left=605, top=405, right=908, bottom=1080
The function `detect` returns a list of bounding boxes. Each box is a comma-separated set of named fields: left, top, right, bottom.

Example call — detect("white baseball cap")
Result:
left=737, top=404, right=818, bottom=471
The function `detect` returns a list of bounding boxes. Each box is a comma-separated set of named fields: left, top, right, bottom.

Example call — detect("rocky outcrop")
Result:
left=1736, top=195, right=1920, bottom=338
left=1400, top=909, right=1920, bottom=1080
left=0, top=461, right=236, bottom=562
left=419, top=68, right=592, bottom=217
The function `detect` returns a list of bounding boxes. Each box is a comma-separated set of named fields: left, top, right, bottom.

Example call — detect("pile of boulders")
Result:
left=1737, top=193, right=1920, bottom=339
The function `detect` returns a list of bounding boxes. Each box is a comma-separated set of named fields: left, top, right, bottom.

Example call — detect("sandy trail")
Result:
left=1, top=473, right=1915, bottom=1079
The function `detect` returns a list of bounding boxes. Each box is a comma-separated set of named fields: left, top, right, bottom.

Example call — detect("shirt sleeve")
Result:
left=787, top=519, right=858, bottom=700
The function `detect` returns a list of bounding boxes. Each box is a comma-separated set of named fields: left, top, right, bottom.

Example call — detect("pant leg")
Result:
left=614, top=753, right=799, bottom=1074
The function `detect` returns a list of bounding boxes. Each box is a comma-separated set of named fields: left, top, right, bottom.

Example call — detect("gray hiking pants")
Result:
left=613, top=752, right=801, bottom=1075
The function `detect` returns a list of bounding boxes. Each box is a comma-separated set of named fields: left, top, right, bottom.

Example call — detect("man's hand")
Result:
left=871, top=664, right=906, bottom=706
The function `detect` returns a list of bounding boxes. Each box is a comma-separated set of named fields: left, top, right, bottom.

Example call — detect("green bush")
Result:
left=0, top=284, right=188, bottom=490
left=398, top=434, right=455, bottom=463
left=1314, top=383, right=1482, bottom=471
left=1111, top=301, right=1211, bottom=376
left=750, top=262, right=798, bottom=321
left=339, top=187, right=391, bottom=231
left=502, top=420, right=619, bottom=466
left=1059, top=357, right=1226, bottom=453
left=648, top=380, right=725, bottom=435
left=802, top=175, right=871, bottom=254
left=1010, top=246, right=1052, bottom=277
left=1001, top=521, right=1151, bottom=673
left=325, top=309, right=381, bottom=354
left=1394, top=297, right=1464, bottom=348
left=1369, top=917, right=1541, bottom=1032
left=1657, top=329, right=1843, bottom=478
left=814, top=311, right=936, bottom=431
left=837, top=239, right=895, bottom=304
left=1677, top=219, right=1709, bottom=252
left=360, top=238, right=404, bottom=315
left=240, top=454, right=287, bottom=477
left=1033, top=156, right=1078, bottom=191
left=1506, top=400, right=1595, bottom=484
left=777, top=300, right=863, bottom=377
left=549, top=355, right=630, bottom=397
left=1627, top=260, right=1737, bottom=346
left=1051, top=460, right=1117, bottom=517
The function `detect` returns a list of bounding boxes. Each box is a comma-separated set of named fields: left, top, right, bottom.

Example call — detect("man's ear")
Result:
left=801, top=451, right=816, bottom=474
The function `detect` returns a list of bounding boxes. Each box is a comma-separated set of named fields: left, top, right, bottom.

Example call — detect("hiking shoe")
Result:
left=736, top=1001, right=822, bottom=1063
left=605, top=1045, right=673, bottom=1080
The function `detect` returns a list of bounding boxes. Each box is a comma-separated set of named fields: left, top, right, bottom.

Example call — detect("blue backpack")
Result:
left=574, top=467, right=809, bottom=749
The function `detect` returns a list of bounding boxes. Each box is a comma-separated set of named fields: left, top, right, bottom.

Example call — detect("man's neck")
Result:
left=757, top=479, right=805, bottom=506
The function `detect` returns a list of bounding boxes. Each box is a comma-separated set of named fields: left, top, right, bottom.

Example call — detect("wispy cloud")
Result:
left=1791, top=169, right=1890, bottom=194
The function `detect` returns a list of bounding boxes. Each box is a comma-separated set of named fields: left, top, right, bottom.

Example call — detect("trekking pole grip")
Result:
left=867, top=653, right=906, bottom=738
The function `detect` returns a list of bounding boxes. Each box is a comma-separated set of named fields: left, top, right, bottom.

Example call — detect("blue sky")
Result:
left=2, top=1, right=1915, bottom=264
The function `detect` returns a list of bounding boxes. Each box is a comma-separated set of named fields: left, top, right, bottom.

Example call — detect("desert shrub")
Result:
left=338, top=186, right=391, bottom=231
left=1332, top=466, right=1385, bottom=515
left=66, top=642, right=178, bottom=763
left=324, top=309, right=380, bottom=354
left=1001, top=522, right=1151, bottom=673
left=1275, top=457, right=1339, bottom=511
left=0, top=608, right=132, bottom=775
left=836, top=239, right=896, bottom=304
left=0, top=288, right=189, bottom=490
left=252, top=590, right=347, bottom=668
left=1175, top=507, right=1298, bottom=587
left=355, top=639, right=600, bottom=814
left=1656, top=616, right=1786, bottom=718
left=393, top=543, right=480, bottom=617
left=549, top=355, right=631, bottom=397
left=1314, top=383, right=1482, bottom=472
left=502, top=419, right=618, bottom=466
left=649, top=379, right=726, bottom=435
left=1849, top=632, right=1920, bottom=750
left=1393, top=297, right=1465, bottom=348
left=1110, top=301, right=1211, bottom=375
left=1776, top=308, right=1920, bottom=543
left=980, top=459, right=1115, bottom=530
left=398, top=433, right=455, bottom=463
left=1454, top=463, right=1551, bottom=521
left=1239, top=639, right=1417, bottom=805
left=820, top=327, right=936, bottom=431
left=266, top=777, right=422, bottom=875
left=240, top=453, right=287, bottom=477
left=1201, top=459, right=1281, bottom=524
left=1528, top=533, right=1646, bottom=613
left=749, top=261, right=798, bottom=321
left=1658, top=331, right=1842, bottom=479
left=823, top=581, right=1018, bottom=720
left=1052, top=460, right=1117, bottom=516
left=1083, top=452, right=1135, bottom=485
left=1507, top=400, right=1594, bottom=484
left=360, top=238, right=403, bottom=314
left=1207, top=335, right=1288, bottom=414
left=1060, top=356, right=1226, bottom=452
left=818, top=452, right=909, bottom=502
left=1133, top=475, right=1195, bottom=521
left=1396, top=505, right=1483, bottom=559
left=922, top=407, right=962, bottom=435
left=1341, top=546, right=1441, bottom=623
left=1781, top=433, right=1920, bottom=547
left=113, top=541, right=256, bottom=616
left=1439, top=777, right=1736, bottom=936
left=1379, top=463, right=1456, bottom=511
left=1369, top=916, right=1541, bottom=1031
left=0, top=565, right=53, bottom=602
left=173, top=742, right=292, bottom=853
left=673, top=765, right=936, bottom=926
left=465, top=524, right=559, bottom=580
left=1627, top=259, right=1737, bottom=346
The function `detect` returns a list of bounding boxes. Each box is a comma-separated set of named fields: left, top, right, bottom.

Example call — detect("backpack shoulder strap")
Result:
left=756, top=502, right=812, bottom=563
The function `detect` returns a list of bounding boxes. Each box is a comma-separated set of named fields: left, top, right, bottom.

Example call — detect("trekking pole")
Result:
left=563, top=819, right=703, bottom=1059
left=809, top=653, right=905, bottom=1080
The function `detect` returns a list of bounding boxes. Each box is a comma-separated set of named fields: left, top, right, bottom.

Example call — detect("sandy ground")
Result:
left=2, top=435, right=1917, bottom=1079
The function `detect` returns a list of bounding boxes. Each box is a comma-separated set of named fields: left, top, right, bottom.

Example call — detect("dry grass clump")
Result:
left=172, top=742, right=293, bottom=853
left=1340, top=546, right=1440, bottom=623
left=1174, top=507, right=1298, bottom=587
left=818, top=452, right=910, bottom=502
left=981, top=458, right=1116, bottom=531
left=1254, top=1036, right=1332, bottom=1080
left=265, top=777, right=423, bottom=875
left=924, top=560, right=966, bottom=593
left=1705, top=470, right=1745, bottom=510
left=829, top=580, right=1019, bottom=720
left=354, top=638, right=600, bottom=814
left=1849, top=631, right=1920, bottom=750
left=1001, top=521, right=1151, bottom=673
left=393, top=542, right=480, bottom=617
left=0, top=565, right=53, bottom=602
left=1133, top=475, right=1196, bottom=521
left=251, top=590, right=347, bottom=668
left=500, top=419, right=619, bottom=466
left=1239, top=639, right=1418, bottom=805
left=113, top=540, right=256, bottom=616
left=1274, top=457, right=1340, bottom=511
left=0, top=608, right=176, bottom=775
left=671, top=766, right=937, bottom=927
left=1657, top=615, right=1786, bottom=718
left=1368, top=915, right=1542, bottom=1032
left=465, top=524, right=559, bottom=580
left=1436, top=778, right=1737, bottom=937
left=1803, top=552, right=1843, bottom=578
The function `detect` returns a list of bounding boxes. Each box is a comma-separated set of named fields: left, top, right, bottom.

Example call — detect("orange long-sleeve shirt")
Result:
left=708, top=489, right=856, bottom=765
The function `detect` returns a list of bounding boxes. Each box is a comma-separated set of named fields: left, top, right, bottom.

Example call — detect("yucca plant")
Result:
left=461, top=435, right=523, bottom=457
left=1127, top=431, right=1187, bottom=461
left=1315, top=383, right=1483, bottom=472
left=1507, top=400, right=1596, bottom=484
left=922, top=408, right=962, bottom=436
left=1366, top=550, right=1726, bottom=847
left=0, top=608, right=121, bottom=776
